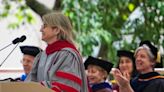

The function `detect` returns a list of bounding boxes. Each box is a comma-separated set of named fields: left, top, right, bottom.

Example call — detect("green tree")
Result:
left=1, top=0, right=163, bottom=65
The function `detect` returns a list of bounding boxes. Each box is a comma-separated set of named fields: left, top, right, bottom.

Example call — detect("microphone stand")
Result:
left=0, top=43, right=19, bottom=67
left=0, top=43, right=12, bottom=52
left=0, top=37, right=20, bottom=52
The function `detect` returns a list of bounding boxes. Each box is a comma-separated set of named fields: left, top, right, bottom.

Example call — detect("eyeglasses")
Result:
left=20, top=60, right=33, bottom=65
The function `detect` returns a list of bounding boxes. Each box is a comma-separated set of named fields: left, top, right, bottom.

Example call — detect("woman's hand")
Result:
left=111, top=68, right=130, bottom=87
left=111, top=68, right=134, bottom=92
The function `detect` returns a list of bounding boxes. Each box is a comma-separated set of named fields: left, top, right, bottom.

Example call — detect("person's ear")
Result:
left=151, top=61, right=155, bottom=67
left=53, top=27, right=60, bottom=35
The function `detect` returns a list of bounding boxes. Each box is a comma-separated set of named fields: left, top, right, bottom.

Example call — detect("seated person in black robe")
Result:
left=112, top=40, right=164, bottom=92
left=84, top=56, right=114, bottom=92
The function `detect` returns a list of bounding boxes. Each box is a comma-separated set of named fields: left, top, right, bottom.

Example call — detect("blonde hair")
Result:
left=88, top=65, right=108, bottom=80
left=42, top=12, right=74, bottom=43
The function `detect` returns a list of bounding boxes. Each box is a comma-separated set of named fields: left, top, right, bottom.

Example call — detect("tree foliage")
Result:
left=1, top=0, right=163, bottom=64
left=0, top=0, right=35, bottom=29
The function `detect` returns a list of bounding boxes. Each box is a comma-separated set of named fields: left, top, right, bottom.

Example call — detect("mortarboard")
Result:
left=139, top=40, right=158, bottom=59
left=20, top=46, right=41, bottom=57
left=84, top=56, right=114, bottom=73
left=117, top=50, right=135, bottom=62
left=116, top=50, right=138, bottom=77
left=139, top=40, right=163, bottom=68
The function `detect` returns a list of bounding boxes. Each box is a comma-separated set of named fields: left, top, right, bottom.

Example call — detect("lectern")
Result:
left=0, top=82, right=53, bottom=92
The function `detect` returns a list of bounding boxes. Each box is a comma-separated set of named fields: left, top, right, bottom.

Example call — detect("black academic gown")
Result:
left=131, top=72, right=164, bottom=92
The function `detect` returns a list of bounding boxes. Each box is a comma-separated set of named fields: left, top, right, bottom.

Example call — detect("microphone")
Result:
left=12, top=37, right=20, bottom=44
left=0, top=35, right=26, bottom=51
left=0, top=35, right=26, bottom=67
left=12, top=35, right=26, bottom=44
left=19, top=35, right=26, bottom=42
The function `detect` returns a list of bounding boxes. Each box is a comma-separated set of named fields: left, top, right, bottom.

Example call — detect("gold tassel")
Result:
left=156, top=51, right=161, bottom=63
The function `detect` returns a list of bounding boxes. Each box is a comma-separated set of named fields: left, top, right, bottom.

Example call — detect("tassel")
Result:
left=156, top=51, right=161, bottom=63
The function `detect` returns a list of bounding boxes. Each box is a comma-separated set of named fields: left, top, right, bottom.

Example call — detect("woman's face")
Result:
left=135, top=49, right=154, bottom=73
left=40, top=24, right=59, bottom=44
left=119, top=56, right=133, bottom=75
left=86, top=65, right=106, bottom=84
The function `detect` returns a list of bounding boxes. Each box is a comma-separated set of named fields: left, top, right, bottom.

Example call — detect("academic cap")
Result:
left=84, top=56, right=114, bottom=73
left=139, top=40, right=158, bottom=59
left=20, top=46, right=41, bottom=57
left=117, top=50, right=135, bottom=62
left=139, top=40, right=163, bottom=68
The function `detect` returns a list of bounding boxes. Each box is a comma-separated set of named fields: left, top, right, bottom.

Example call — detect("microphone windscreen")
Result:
left=19, top=35, right=26, bottom=42
left=12, top=38, right=20, bottom=44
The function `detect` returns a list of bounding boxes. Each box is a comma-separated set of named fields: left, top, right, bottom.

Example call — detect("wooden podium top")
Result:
left=0, top=82, right=53, bottom=92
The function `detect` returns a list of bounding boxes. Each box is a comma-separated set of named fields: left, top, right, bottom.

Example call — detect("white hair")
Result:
left=134, top=44, right=155, bottom=61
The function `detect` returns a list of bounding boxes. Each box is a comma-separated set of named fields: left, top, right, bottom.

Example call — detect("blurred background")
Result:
left=0, top=0, right=163, bottom=79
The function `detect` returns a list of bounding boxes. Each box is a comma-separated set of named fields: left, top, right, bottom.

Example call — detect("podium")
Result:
left=0, top=82, right=53, bottom=92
